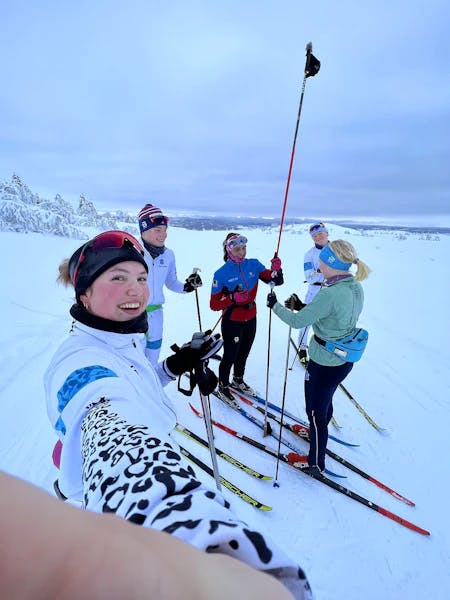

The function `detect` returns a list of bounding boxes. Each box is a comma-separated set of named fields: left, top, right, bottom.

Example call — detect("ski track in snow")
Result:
left=1, top=228, right=449, bottom=600
left=0, top=332, right=54, bottom=394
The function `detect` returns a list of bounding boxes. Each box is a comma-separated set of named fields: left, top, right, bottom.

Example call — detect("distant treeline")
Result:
left=168, top=215, right=450, bottom=235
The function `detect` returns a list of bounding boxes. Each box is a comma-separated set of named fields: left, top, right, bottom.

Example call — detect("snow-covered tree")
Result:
left=0, top=175, right=86, bottom=237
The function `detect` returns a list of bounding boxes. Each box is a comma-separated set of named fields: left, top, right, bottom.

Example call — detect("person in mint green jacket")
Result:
left=267, top=240, right=371, bottom=475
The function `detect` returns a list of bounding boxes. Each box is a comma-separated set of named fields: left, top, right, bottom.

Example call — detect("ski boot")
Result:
left=231, top=377, right=256, bottom=396
left=217, top=383, right=240, bottom=409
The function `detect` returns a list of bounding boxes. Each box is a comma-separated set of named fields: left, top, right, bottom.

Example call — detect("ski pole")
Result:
left=199, top=391, right=222, bottom=491
left=289, top=333, right=306, bottom=370
left=191, top=267, right=203, bottom=331
left=288, top=336, right=341, bottom=429
left=273, top=326, right=293, bottom=487
left=263, top=281, right=275, bottom=436
left=289, top=328, right=309, bottom=370
left=275, top=42, right=320, bottom=256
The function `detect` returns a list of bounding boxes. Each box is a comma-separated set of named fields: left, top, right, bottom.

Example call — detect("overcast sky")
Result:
left=1, top=0, right=449, bottom=223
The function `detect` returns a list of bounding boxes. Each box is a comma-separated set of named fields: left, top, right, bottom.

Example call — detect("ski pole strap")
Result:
left=177, top=372, right=196, bottom=397
left=146, top=304, right=162, bottom=313
left=53, top=479, right=68, bottom=502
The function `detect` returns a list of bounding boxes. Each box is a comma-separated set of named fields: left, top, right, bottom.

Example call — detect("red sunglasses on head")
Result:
left=70, top=231, right=144, bottom=285
left=149, top=215, right=169, bottom=226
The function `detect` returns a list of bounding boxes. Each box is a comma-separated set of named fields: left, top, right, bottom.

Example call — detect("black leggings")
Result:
left=304, top=359, right=353, bottom=470
left=219, top=316, right=257, bottom=385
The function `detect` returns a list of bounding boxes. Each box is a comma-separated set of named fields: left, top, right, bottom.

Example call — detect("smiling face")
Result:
left=80, top=261, right=149, bottom=321
left=311, top=230, right=329, bottom=246
left=141, top=225, right=168, bottom=247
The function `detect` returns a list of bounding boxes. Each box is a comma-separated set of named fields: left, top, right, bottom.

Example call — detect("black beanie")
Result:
left=69, top=239, right=148, bottom=299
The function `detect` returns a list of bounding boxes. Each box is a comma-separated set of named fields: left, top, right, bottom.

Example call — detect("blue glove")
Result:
left=266, top=291, right=277, bottom=309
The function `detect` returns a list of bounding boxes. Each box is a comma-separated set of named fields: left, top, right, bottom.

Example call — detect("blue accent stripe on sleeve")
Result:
left=56, top=365, right=118, bottom=417
left=146, top=339, right=162, bottom=349
left=304, top=261, right=313, bottom=271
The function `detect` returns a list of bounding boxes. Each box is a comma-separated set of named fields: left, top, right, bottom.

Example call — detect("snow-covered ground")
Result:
left=0, top=224, right=448, bottom=599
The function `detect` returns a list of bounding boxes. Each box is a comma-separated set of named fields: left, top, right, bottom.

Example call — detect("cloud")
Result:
left=1, top=0, right=449, bottom=221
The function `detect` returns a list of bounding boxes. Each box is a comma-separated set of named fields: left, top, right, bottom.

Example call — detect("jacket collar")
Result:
left=325, top=274, right=353, bottom=286
left=70, top=303, right=148, bottom=334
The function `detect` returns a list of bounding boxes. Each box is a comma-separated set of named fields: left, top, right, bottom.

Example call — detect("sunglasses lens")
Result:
left=150, top=215, right=169, bottom=226
left=227, top=235, right=247, bottom=249
left=91, top=231, right=144, bottom=254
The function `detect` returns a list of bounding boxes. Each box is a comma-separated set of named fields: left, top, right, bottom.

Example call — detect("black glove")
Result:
left=284, top=293, right=306, bottom=311
left=164, top=331, right=223, bottom=377
left=271, top=268, right=284, bottom=286
left=266, top=291, right=278, bottom=309
left=194, top=362, right=218, bottom=395
left=184, top=271, right=203, bottom=293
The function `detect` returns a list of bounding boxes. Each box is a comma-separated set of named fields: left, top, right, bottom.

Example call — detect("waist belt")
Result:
left=146, top=304, right=163, bottom=313
left=227, top=301, right=255, bottom=313
left=238, top=301, right=255, bottom=310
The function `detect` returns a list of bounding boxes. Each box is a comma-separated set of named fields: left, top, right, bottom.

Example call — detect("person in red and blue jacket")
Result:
left=210, top=232, right=283, bottom=403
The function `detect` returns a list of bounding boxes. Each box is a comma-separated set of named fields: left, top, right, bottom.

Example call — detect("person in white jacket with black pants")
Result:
left=137, top=203, right=202, bottom=365
left=44, top=229, right=312, bottom=600
left=297, top=222, right=329, bottom=361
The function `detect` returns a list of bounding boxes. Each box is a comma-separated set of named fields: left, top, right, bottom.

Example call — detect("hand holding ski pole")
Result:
left=267, top=291, right=278, bottom=309
left=184, top=268, right=203, bottom=292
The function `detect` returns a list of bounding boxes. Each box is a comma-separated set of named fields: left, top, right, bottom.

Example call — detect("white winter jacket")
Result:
left=44, top=321, right=175, bottom=500
left=144, top=247, right=184, bottom=305
left=303, top=245, right=325, bottom=286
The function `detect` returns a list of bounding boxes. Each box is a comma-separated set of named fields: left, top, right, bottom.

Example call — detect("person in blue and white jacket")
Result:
left=138, top=203, right=202, bottom=365
left=297, top=222, right=329, bottom=360
left=210, top=232, right=283, bottom=403
left=44, top=230, right=312, bottom=600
